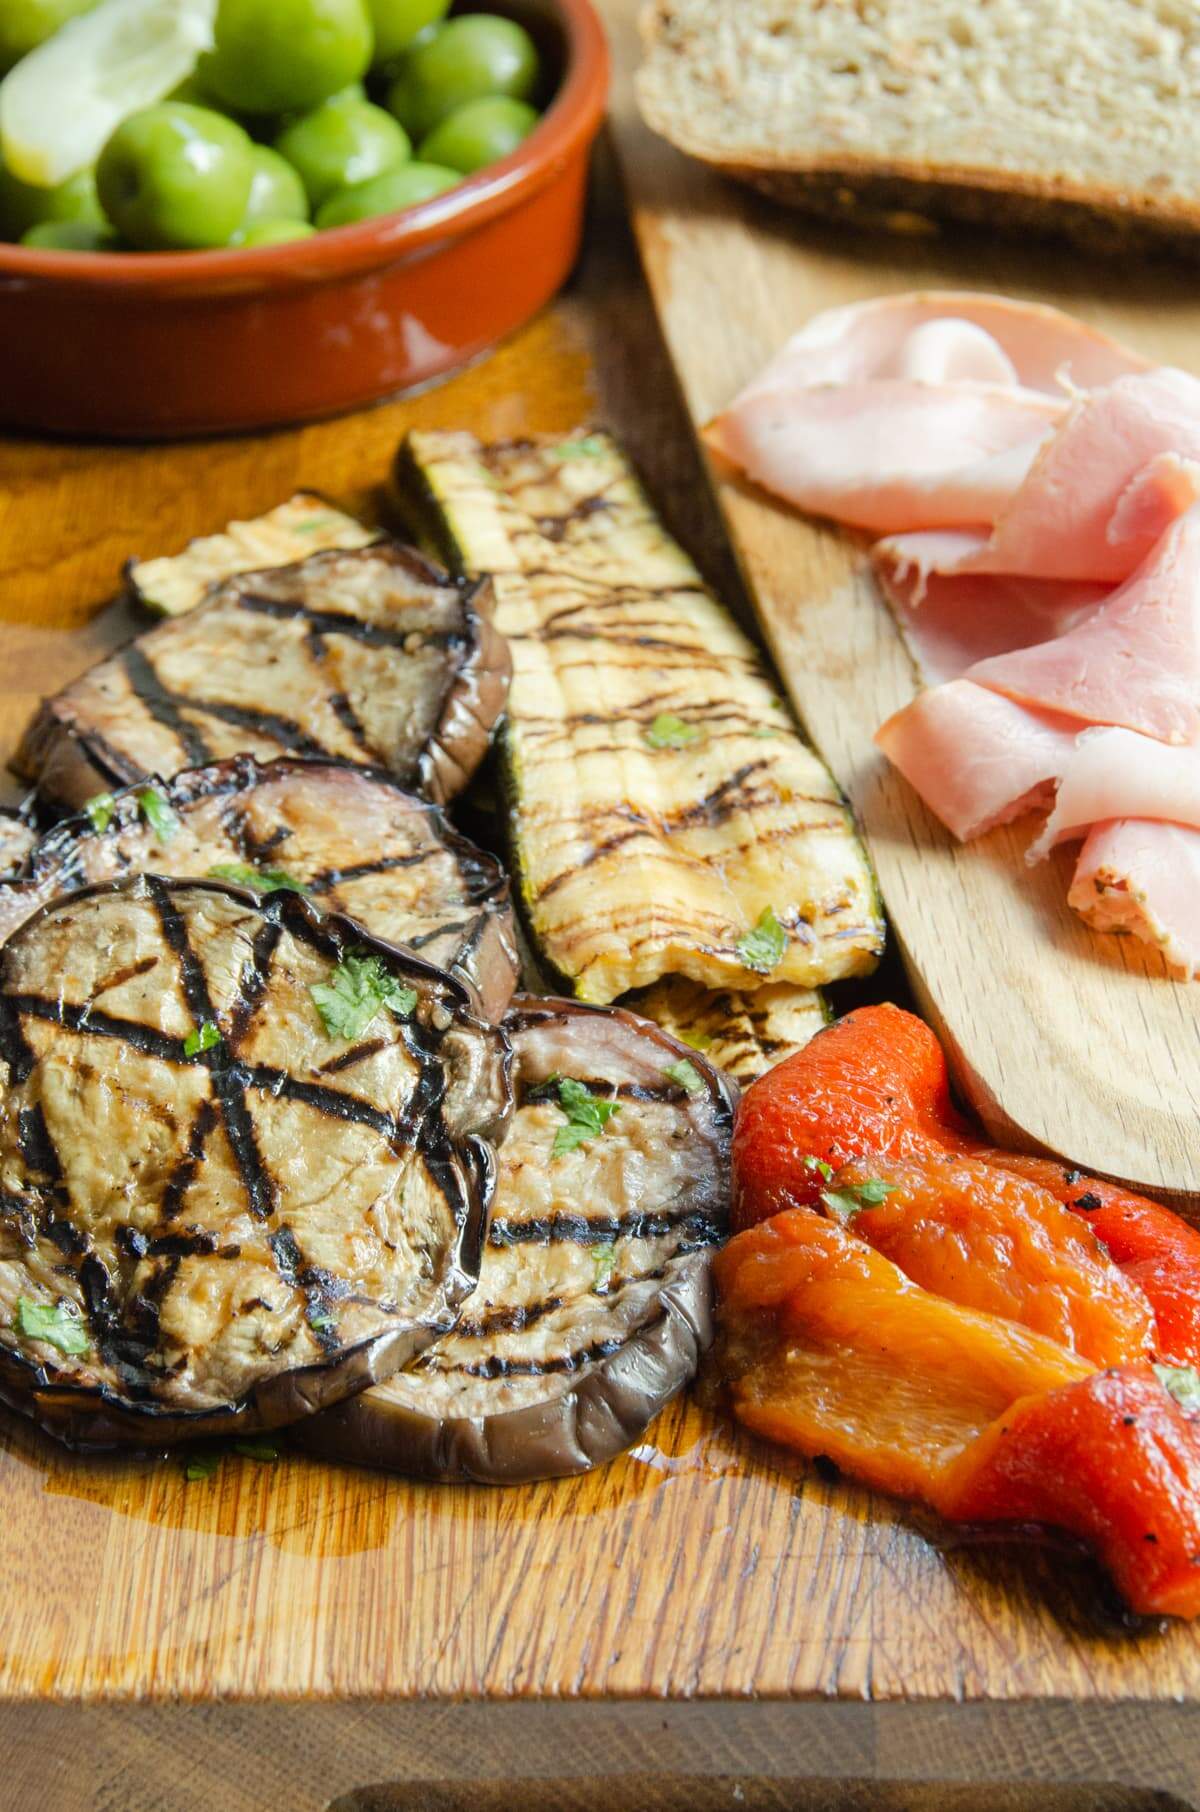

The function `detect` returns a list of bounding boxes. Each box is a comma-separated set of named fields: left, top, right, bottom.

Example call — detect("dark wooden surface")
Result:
left=0, top=111, right=1199, bottom=1807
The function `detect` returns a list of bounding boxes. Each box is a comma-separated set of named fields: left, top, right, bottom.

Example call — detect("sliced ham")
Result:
left=1028, top=729, right=1200, bottom=861
left=876, top=547, right=1107, bottom=685
left=877, top=369, right=1200, bottom=586
left=875, top=681, right=1080, bottom=842
left=718, top=292, right=1200, bottom=977
left=706, top=292, right=1146, bottom=538
left=707, top=382, right=1062, bottom=535
left=730, top=292, right=1147, bottom=401
left=970, top=504, right=1200, bottom=746
left=1070, top=821, right=1200, bottom=979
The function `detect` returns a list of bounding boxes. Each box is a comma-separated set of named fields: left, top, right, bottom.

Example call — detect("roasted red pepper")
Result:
left=734, top=1003, right=1200, bottom=1368
left=721, top=1003, right=1200, bottom=1617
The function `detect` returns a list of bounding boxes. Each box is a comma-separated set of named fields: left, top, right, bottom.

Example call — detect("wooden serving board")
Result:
left=3, top=97, right=1200, bottom=1812
left=603, top=0, right=1200, bottom=1207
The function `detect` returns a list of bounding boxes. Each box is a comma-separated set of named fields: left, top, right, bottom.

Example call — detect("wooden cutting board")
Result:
left=602, top=0, right=1200, bottom=1208
left=3, top=98, right=1200, bottom=1812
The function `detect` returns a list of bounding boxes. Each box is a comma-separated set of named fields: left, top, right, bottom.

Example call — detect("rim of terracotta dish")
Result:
left=0, top=0, right=608, bottom=294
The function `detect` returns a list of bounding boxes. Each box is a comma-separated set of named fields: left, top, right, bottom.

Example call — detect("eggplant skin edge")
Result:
left=295, top=993, right=737, bottom=1486
left=0, top=877, right=509, bottom=1452
left=293, top=1246, right=715, bottom=1485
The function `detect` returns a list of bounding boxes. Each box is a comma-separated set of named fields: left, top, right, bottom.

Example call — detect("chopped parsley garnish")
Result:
left=677, top=1028, right=713, bottom=1052
left=551, top=435, right=607, bottom=460
left=551, top=1076, right=621, bottom=1157
left=592, top=1243, right=616, bottom=1292
left=736, top=906, right=786, bottom=974
left=17, top=1296, right=88, bottom=1357
left=184, top=1021, right=220, bottom=1058
left=308, top=1309, right=336, bottom=1336
left=751, top=726, right=781, bottom=738
left=644, top=712, right=703, bottom=750
left=1156, top=1364, right=1200, bottom=1414
left=185, top=1451, right=219, bottom=1482
left=663, top=1057, right=704, bottom=1095
left=310, top=949, right=418, bottom=1042
left=84, top=791, right=116, bottom=834
left=137, top=786, right=179, bottom=843
left=802, top=1156, right=834, bottom=1182
left=233, top=1439, right=279, bottom=1463
left=208, top=862, right=309, bottom=895
left=820, top=1176, right=897, bottom=1223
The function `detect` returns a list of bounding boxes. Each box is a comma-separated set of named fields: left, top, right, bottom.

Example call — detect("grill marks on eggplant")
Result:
left=0, top=878, right=509, bottom=1445
left=296, top=997, right=735, bottom=1480
left=394, top=429, right=883, bottom=1002
left=13, top=542, right=511, bottom=812
left=0, top=757, right=519, bottom=1024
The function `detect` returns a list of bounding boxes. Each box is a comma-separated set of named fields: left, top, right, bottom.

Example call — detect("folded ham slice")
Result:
left=1028, top=729, right=1200, bottom=860
left=971, top=504, right=1200, bottom=746
left=707, top=292, right=1146, bottom=537
left=877, top=369, right=1200, bottom=588
left=876, top=681, right=1081, bottom=843
left=875, top=551, right=1107, bottom=684
left=1071, top=821, right=1200, bottom=979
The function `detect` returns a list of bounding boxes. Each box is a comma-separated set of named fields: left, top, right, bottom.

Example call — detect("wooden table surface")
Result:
left=3, top=57, right=1200, bottom=1811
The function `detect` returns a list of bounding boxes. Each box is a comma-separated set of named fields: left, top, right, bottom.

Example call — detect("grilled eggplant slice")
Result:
left=126, top=492, right=378, bottom=618
left=0, top=812, right=35, bottom=879
left=14, top=542, right=510, bottom=812
left=297, top=995, right=734, bottom=1483
left=627, top=976, right=829, bottom=1083
left=0, top=757, right=519, bottom=1023
left=394, top=429, right=884, bottom=1001
left=0, top=876, right=510, bottom=1449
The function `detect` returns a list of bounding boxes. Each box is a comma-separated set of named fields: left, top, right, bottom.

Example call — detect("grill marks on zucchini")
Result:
left=0, top=878, right=508, bottom=1446
left=626, top=975, right=830, bottom=1084
left=395, top=429, right=883, bottom=1001
left=14, top=543, right=510, bottom=814
left=0, top=757, right=519, bottom=1024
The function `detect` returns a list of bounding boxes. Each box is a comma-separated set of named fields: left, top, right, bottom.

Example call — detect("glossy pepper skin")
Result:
left=935, top=1365, right=1200, bottom=1620
left=722, top=1002, right=1200, bottom=1618
left=731, top=1003, right=976, bottom=1227
left=734, top=1003, right=1200, bottom=1368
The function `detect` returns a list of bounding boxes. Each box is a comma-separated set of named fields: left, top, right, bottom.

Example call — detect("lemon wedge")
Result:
left=0, top=0, right=217, bottom=187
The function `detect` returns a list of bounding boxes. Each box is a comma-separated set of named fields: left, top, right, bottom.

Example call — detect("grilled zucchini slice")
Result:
left=126, top=492, right=377, bottom=617
left=626, top=976, right=829, bottom=1083
left=394, top=429, right=884, bottom=1002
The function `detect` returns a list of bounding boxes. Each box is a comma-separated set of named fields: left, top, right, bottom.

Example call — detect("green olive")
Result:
left=385, top=14, right=540, bottom=141
left=0, top=162, right=103, bottom=240
left=314, top=158, right=458, bottom=226
left=244, top=145, right=309, bottom=223
left=201, top=0, right=373, bottom=116
left=21, top=218, right=117, bottom=250
left=418, top=94, right=537, bottom=173
left=96, top=102, right=255, bottom=251
left=234, top=217, right=317, bottom=245
left=366, top=0, right=450, bottom=70
left=275, top=97, right=410, bottom=209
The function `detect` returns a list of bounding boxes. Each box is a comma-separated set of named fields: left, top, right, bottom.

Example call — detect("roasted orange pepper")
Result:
left=722, top=1004, right=1200, bottom=1617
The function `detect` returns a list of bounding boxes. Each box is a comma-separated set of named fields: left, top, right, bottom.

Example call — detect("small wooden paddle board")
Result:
left=604, top=0, right=1200, bottom=1205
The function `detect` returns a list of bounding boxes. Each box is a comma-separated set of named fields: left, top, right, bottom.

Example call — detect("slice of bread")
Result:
left=635, top=0, right=1200, bottom=252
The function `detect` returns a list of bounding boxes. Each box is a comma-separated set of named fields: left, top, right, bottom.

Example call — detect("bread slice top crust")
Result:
left=636, top=0, right=1200, bottom=235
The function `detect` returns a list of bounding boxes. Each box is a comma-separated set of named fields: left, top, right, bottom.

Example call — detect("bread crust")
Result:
left=635, top=0, right=1200, bottom=256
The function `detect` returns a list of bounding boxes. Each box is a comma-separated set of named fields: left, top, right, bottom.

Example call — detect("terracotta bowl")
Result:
left=0, top=0, right=608, bottom=439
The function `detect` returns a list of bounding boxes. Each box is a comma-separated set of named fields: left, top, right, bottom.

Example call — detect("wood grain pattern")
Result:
left=602, top=0, right=1200, bottom=1208
left=2, top=92, right=1200, bottom=1792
